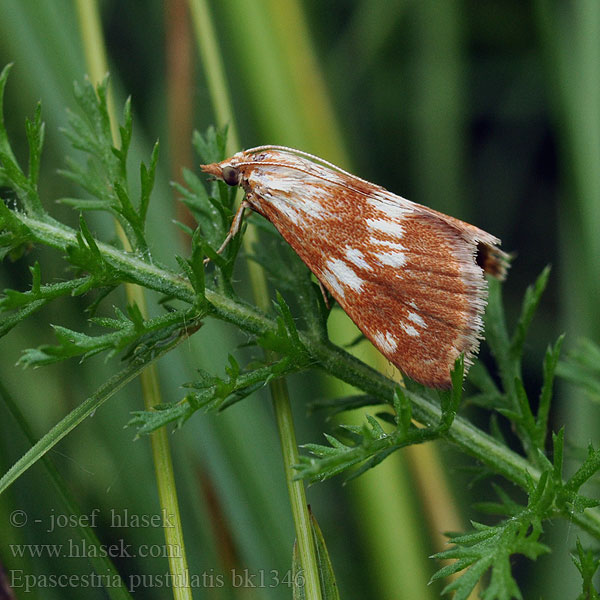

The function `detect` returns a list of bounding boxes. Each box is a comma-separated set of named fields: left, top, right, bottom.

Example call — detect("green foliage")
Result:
left=57, top=77, right=158, bottom=256
left=297, top=357, right=463, bottom=483
left=0, top=65, right=45, bottom=218
left=432, top=429, right=600, bottom=600
left=18, top=305, right=197, bottom=367
left=572, top=539, right=600, bottom=600
left=471, top=267, right=561, bottom=465
left=1, top=66, right=600, bottom=600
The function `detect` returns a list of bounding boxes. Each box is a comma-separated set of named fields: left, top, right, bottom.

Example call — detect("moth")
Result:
left=201, top=146, right=508, bottom=388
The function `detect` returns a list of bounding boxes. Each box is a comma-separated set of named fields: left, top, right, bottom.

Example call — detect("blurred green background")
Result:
left=1, top=1, right=598, bottom=598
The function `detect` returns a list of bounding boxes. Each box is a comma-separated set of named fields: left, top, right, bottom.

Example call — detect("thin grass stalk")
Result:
left=73, top=3, right=192, bottom=598
left=404, top=443, right=481, bottom=599
left=188, top=1, right=323, bottom=597
left=165, top=0, right=194, bottom=186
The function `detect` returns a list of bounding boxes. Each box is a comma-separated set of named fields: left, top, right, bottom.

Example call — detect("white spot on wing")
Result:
left=297, top=186, right=327, bottom=219
left=266, top=176, right=298, bottom=194
left=255, top=172, right=328, bottom=221
left=370, top=238, right=406, bottom=251
left=345, top=247, right=373, bottom=271
left=377, top=251, right=406, bottom=268
left=366, top=218, right=404, bottom=238
left=407, top=311, right=427, bottom=329
left=321, top=258, right=364, bottom=299
left=373, top=331, right=398, bottom=354
left=320, top=271, right=344, bottom=298
left=401, top=323, right=420, bottom=337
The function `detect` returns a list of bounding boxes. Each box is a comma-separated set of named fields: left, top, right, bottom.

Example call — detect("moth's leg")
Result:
left=204, top=199, right=251, bottom=265
left=317, top=279, right=331, bottom=310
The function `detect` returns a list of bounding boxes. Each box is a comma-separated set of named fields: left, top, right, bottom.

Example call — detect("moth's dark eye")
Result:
left=221, top=166, right=241, bottom=186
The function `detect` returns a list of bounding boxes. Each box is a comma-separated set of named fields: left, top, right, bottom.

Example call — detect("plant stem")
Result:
left=271, top=376, right=323, bottom=599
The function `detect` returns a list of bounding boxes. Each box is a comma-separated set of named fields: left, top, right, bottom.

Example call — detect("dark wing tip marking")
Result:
left=476, top=242, right=510, bottom=280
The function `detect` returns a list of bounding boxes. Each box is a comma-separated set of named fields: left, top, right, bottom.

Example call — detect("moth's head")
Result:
left=200, top=151, right=247, bottom=187
left=201, top=146, right=303, bottom=188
